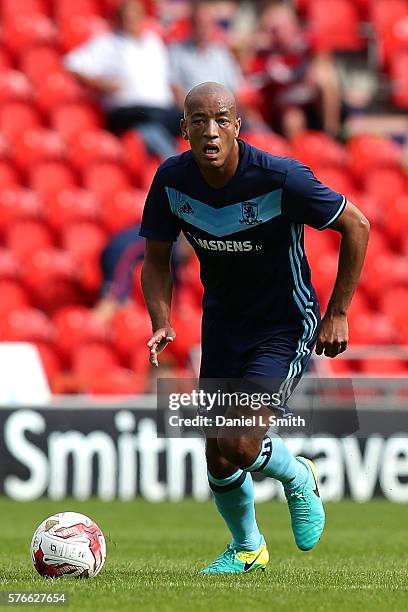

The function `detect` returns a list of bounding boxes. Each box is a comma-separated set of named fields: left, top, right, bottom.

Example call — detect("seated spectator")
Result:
left=93, top=225, right=191, bottom=324
left=248, top=1, right=341, bottom=139
left=169, top=0, right=243, bottom=108
left=65, top=0, right=180, bottom=158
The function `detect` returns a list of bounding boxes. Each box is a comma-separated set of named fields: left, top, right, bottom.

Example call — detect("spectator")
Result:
left=169, top=0, right=243, bottom=109
left=248, top=1, right=341, bottom=139
left=93, top=225, right=191, bottom=324
left=65, top=0, right=180, bottom=158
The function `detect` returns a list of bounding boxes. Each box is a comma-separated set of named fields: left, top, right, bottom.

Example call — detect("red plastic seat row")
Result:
left=308, top=0, right=365, bottom=52
left=371, top=0, right=408, bottom=68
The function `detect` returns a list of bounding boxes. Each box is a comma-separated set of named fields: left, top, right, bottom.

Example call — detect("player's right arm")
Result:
left=139, top=167, right=181, bottom=366
left=142, top=240, right=176, bottom=367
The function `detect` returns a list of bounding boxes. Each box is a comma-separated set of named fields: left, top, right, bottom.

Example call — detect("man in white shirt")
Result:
left=65, top=0, right=180, bottom=158
left=169, top=1, right=243, bottom=109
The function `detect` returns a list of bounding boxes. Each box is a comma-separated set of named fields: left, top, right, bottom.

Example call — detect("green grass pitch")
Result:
left=0, top=498, right=407, bottom=611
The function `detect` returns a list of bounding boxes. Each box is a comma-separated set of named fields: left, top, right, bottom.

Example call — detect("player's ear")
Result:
left=180, top=118, right=189, bottom=140
left=234, top=117, right=241, bottom=138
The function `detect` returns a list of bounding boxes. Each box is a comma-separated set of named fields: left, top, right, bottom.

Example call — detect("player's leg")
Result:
left=217, top=328, right=325, bottom=552
left=199, top=317, right=268, bottom=574
left=200, top=436, right=268, bottom=574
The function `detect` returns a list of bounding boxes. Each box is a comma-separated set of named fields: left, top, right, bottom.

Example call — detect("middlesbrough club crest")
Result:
left=239, top=202, right=262, bottom=225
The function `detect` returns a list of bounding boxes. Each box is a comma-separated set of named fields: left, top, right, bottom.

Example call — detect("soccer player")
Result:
left=140, top=82, right=369, bottom=573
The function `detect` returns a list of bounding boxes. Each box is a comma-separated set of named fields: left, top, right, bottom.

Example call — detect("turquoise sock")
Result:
left=247, top=435, right=308, bottom=492
left=208, top=469, right=262, bottom=551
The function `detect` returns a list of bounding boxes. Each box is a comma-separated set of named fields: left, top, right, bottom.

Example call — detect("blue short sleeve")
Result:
left=282, top=160, right=346, bottom=230
left=139, top=169, right=181, bottom=241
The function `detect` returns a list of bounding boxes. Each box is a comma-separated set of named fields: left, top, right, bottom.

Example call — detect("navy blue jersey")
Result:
left=140, top=140, right=346, bottom=326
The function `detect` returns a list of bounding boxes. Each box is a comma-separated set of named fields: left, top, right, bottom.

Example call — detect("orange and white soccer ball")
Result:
left=30, top=512, right=106, bottom=578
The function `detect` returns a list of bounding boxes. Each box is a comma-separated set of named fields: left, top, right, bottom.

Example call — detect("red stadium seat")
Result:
left=5, top=219, right=53, bottom=258
left=11, top=128, right=66, bottom=171
left=347, top=289, right=371, bottom=320
left=0, top=70, right=33, bottom=103
left=59, top=14, right=110, bottom=51
left=72, top=342, right=119, bottom=378
left=0, top=162, right=19, bottom=189
left=243, top=131, right=291, bottom=158
left=22, top=247, right=81, bottom=313
left=46, top=188, right=101, bottom=231
left=371, top=0, right=408, bottom=32
left=360, top=356, right=408, bottom=375
left=362, top=227, right=390, bottom=258
left=50, top=103, right=101, bottom=141
left=313, top=167, right=355, bottom=194
left=169, top=306, right=201, bottom=366
left=84, top=366, right=146, bottom=395
left=371, top=0, right=408, bottom=66
left=53, top=305, right=108, bottom=355
left=347, top=135, right=403, bottom=180
left=348, top=311, right=397, bottom=345
left=0, top=249, right=22, bottom=280
left=0, top=102, right=41, bottom=140
left=347, top=191, right=381, bottom=228
left=62, top=221, right=108, bottom=261
left=291, top=131, right=348, bottom=170
left=1, top=0, right=49, bottom=17
left=121, top=131, right=149, bottom=186
left=0, top=306, right=55, bottom=343
left=35, top=342, right=62, bottom=386
left=23, top=248, right=77, bottom=288
left=380, top=287, right=408, bottom=336
left=130, top=345, right=152, bottom=381
left=391, top=51, right=408, bottom=108
left=55, top=0, right=102, bottom=19
left=362, top=248, right=408, bottom=301
left=387, top=195, right=408, bottom=246
left=83, top=162, right=131, bottom=203
left=29, top=161, right=77, bottom=203
left=77, top=257, right=102, bottom=292
left=103, top=188, right=146, bottom=233
left=69, top=129, right=123, bottom=170
left=0, top=135, right=9, bottom=161
left=0, top=188, right=43, bottom=229
left=0, top=49, right=12, bottom=70
left=308, top=0, right=364, bottom=52
left=2, top=14, right=56, bottom=55
left=35, top=70, right=84, bottom=112
left=0, top=279, right=29, bottom=315
left=23, top=256, right=84, bottom=315
left=111, top=304, right=152, bottom=360
left=363, top=168, right=406, bottom=207
left=326, top=359, right=358, bottom=375
left=177, top=134, right=190, bottom=153
left=141, top=158, right=160, bottom=190
left=20, top=45, right=61, bottom=84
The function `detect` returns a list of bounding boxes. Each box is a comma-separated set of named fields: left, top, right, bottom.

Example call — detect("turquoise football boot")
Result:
left=284, top=457, right=325, bottom=551
left=200, top=536, right=269, bottom=574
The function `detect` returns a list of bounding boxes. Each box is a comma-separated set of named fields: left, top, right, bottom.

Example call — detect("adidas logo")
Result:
left=179, top=202, right=194, bottom=214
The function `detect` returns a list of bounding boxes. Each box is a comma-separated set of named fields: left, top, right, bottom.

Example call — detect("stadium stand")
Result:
left=0, top=0, right=407, bottom=393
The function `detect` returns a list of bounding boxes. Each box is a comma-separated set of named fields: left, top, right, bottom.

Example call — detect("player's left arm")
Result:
left=316, top=201, right=370, bottom=358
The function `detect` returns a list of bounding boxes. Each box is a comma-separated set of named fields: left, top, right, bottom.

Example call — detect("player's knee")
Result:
left=217, top=435, right=255, bottom=469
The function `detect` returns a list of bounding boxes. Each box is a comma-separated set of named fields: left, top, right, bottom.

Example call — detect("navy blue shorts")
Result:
left=199, top=313, right=320, bottom=414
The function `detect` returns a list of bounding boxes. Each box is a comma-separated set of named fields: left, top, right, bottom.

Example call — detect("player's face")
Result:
left=181, top=94, right=241, bottom=170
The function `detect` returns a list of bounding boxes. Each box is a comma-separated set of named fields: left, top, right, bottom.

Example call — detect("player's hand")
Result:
left=315, top=313, right=348, bottom=358
left=147, top=326, right=176, bottom=367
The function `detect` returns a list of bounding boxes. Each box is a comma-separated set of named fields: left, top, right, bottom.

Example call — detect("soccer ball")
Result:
left=30, top=512, right=106, bottom=578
